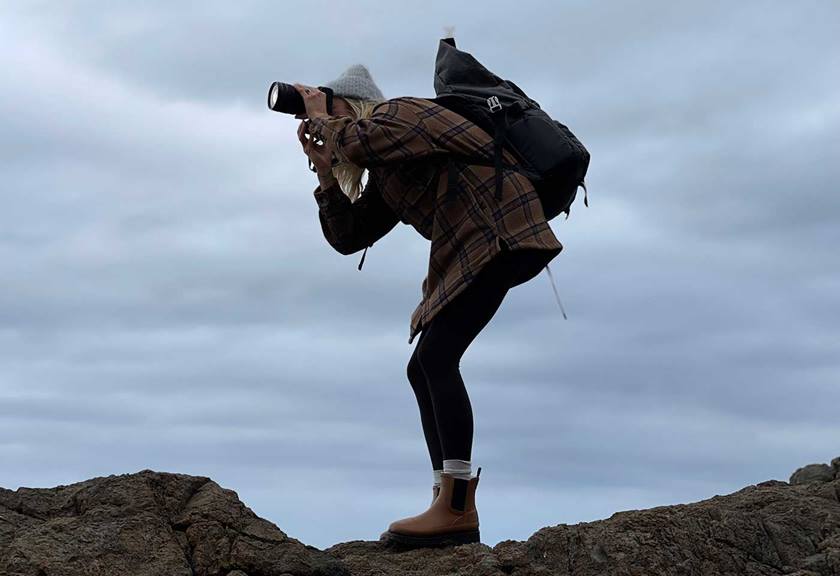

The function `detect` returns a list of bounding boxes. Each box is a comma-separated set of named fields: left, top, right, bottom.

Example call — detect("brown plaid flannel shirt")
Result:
left=309, top=96, right=563, bottom=344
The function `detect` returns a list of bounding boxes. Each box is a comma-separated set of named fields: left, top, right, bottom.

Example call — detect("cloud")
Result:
left=1, top=0, right=838, bottom=549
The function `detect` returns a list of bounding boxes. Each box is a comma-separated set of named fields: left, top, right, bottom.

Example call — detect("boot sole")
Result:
left=381, top=528, right=480, bottom=549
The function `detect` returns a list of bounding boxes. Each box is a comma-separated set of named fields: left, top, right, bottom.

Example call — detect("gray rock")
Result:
left=325, top=471, right=840, bottom=575
left=0, top=470, right=347, bottom=576
left=790, top=463, right=836, bottom=484
left=3, top=458, right=840, bottom=576
left=832, top=457, right=840, bottom=478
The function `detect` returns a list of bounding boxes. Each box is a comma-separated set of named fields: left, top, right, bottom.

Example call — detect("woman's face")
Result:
left=331, top=97, right=353, bottom=117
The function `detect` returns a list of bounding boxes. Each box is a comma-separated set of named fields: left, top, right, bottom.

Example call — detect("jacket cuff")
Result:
left=313, top=178, right=348, bottom=216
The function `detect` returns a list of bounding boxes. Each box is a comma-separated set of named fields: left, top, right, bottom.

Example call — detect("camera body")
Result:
left=267, top=82, right=334, bottom=115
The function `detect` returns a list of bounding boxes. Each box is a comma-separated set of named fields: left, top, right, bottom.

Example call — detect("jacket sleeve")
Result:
left=314, top=173, right=400, bottom=256
left=307, top=98, right=448, bottom=168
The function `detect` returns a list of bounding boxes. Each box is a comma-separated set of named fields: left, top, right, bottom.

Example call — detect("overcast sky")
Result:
left=1, top=1, right=838, bottom=550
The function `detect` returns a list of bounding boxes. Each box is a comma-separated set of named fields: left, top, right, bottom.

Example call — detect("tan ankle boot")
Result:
left=381, top=468, right=481, bottom=549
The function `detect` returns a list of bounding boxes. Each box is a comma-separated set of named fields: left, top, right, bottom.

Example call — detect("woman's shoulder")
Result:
left=371, top=96, right=440, bottom=117
left=370, top=97, right=463, bottom=140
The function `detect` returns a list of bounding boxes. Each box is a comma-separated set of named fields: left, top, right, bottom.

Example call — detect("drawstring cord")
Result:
left=546, top=178, right=587, bottom=315
left=357, top=246, right=368, bottom=270
left=544, top=263, right=567, bottom=320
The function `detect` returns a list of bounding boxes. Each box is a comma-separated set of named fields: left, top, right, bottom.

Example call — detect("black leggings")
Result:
left=406, top=245, right=549, bottom=470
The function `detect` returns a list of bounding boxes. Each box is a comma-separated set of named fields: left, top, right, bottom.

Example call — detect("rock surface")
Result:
left=1, top=457, right=839, bottom=576
left=0, top=471, right=348, bottom=576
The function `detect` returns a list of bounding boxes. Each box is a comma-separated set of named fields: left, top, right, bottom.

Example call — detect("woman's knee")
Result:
left=415, top=333, right=459, bottom=380
left=407, top=351, right=427, bottom=391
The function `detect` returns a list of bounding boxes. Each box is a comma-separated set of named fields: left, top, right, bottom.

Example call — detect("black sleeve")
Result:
left=313, top=173, right=400, bottom=256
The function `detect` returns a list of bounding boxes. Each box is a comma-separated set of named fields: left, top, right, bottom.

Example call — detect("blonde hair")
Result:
left=331, top=97, right=385, bottom=202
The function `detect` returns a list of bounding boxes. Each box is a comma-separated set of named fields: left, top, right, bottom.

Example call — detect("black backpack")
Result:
left=428, top=37, right=590, bottom=221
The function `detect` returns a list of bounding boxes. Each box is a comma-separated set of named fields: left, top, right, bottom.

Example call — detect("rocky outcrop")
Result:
left=2, top=457, right=840, bottom=576
left=790, top=457, right=840, bottom=486
left=0, top=471, right=348, bottom=576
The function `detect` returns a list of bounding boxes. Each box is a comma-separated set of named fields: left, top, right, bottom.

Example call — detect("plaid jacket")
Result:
left=309, top=96, right=564, bottom=344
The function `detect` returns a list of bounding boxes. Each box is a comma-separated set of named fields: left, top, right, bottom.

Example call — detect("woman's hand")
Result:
left=293, top=83, right=328, bottom=120
left=297, top=117, right=333, bottom=176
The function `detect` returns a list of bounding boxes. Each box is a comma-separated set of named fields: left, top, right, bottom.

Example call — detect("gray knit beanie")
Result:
left=324, top=64, right=386, bottom=101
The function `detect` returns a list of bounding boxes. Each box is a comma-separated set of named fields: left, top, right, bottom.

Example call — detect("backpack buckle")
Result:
left=486, top=95, right=502, bottom=113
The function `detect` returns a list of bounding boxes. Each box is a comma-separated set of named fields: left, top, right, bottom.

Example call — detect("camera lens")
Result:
left=266, top=81, right=312, bottom=115
left=269, top=83, right=280, bottom=109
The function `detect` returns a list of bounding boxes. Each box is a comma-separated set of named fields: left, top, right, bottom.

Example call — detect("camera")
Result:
left=267, top=82, right=334, bottom=115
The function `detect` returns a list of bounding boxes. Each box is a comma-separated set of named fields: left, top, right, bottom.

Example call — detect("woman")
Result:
left=293, top=63, right=565, bottom=549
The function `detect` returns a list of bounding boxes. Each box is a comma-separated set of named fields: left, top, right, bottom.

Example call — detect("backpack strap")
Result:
left=490, top=106, right=508, bottom=202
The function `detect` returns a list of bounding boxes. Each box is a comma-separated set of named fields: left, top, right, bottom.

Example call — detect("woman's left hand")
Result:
left=293, top=83, right=328, bottom=119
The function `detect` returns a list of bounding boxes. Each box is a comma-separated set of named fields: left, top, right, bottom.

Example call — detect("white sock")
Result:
left=433, top=469, right=442, bottom=486
left=443, top=459, right=472, bottom=481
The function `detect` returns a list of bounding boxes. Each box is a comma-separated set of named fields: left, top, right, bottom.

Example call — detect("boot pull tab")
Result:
left=357, top=246, right=368, bottom=271
left=476, top=466, right=482, bottom=478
